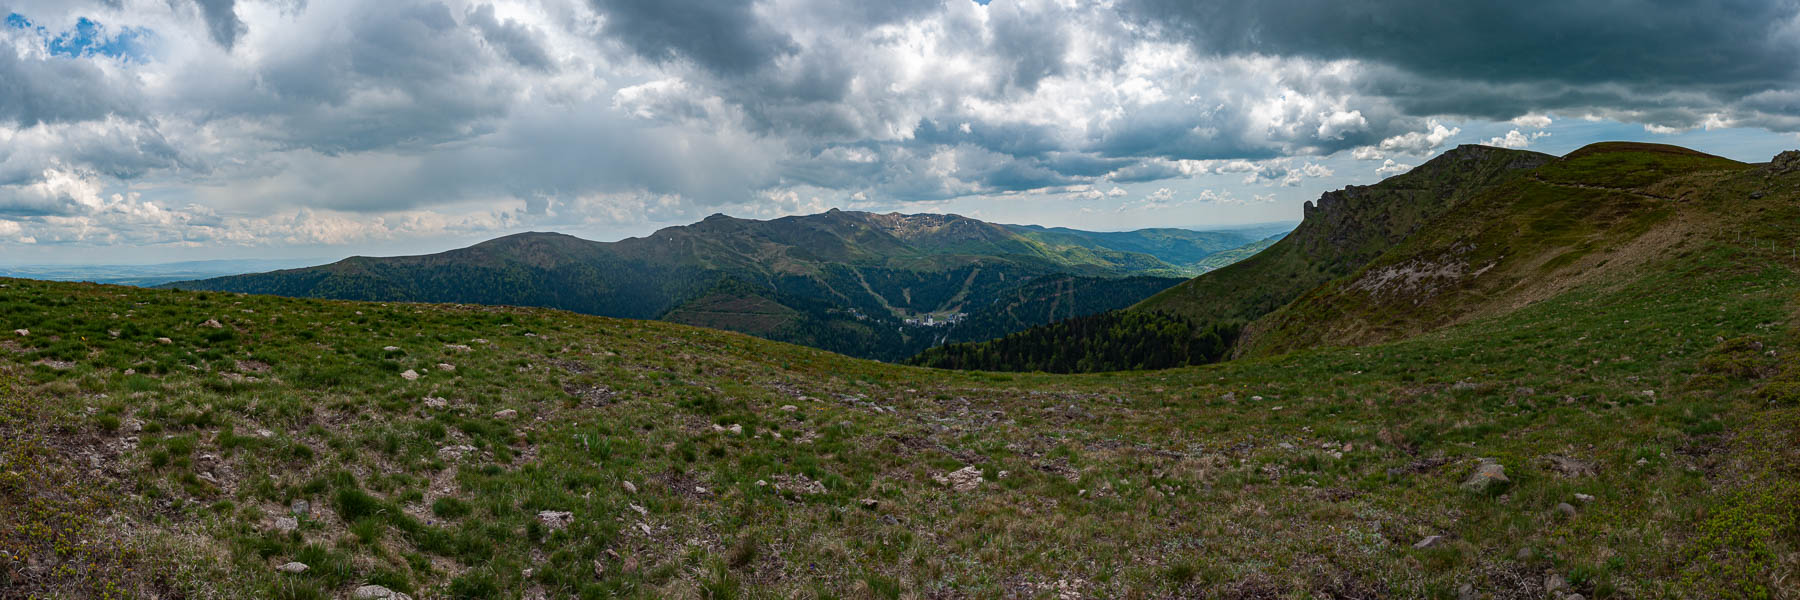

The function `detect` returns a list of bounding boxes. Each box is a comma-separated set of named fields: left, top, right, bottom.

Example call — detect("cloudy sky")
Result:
left=1, top=0, right=1798, bottom=264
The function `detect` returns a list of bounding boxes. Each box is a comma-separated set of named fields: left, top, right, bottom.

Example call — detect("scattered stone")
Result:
left=774, top=473, right=827, bottom=495
left=1553, top=502, right=1578, bottom=519
left=123, top=369, right=135, bottom=375
left=437, top=363, right=455, bottom=372
left=273, top=516, right=298, bottom=532
left=755, top=480, right=767, bottom=487
left=437, top=445, right=478, bottom=461
left=422, top=396, right=449, bottom=408
left=197, top=472, right=219, bottom=484
left=156, top=337, right=172, bottom=344
left=274, top=561, right=309, bottom=574
left=728, top=423, right=742, bottom=435
left=1541, top=455, right=1597, bottom=478
left=536, top=510, right=574, bottom=530
left=256, top=429, right=273, bottom=438
left=383, top=346, right=400, bottom=352
left=780, top=405, right=798, bottom=412
left=199, top=319, right=223, bottom=329
left=1458, top=583, right=1478, bottom=600
left=400, top=369, right=420, bottom=381
left=1573, top=493, right=1595, bottom=504
left=1461, top=459, right=1510, bottom=493
left=1750, top=191, right=1767, bottom=199
left=494, top=409, right=519, bottom=420
left=621, top=480, right=638, bottom=494
left=860, top=498, right=879, bottom=509
left=12, top=329, right=25, bottom=337
left=1515, top=547, right=1534, bottom=561
left=628, top=503, right=647, bottom=516
left=290, top=500, right=310, bottom=516
left=1635, top=458, right=1650, bottom=466
left=444, top=344, right=472, bottom=352
left=934, top=466, right=985, bottom=492
left=1413, top=535, right=1445, bottom=549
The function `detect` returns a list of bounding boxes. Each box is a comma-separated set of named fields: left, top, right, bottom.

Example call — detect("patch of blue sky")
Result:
left=7, top=13, right=151, bottom=62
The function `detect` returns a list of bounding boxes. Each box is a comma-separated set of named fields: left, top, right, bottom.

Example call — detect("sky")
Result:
left=0, top=0, right=1797, bottom=265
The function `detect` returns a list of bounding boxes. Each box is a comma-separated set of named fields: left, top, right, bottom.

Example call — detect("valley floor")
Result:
left=2, top=229, right=1798, bottom=598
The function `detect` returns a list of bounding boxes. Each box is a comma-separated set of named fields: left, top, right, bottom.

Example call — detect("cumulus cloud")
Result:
left=1483, top=129, right=1550, bottom=149
left=0, top=0, right=1797, bottom=253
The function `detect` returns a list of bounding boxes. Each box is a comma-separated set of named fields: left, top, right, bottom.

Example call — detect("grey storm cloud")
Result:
left=1120, top=0, right=1800, bottom=126
left=192, top=0, right=246, bottom=49
left=589, top=0, right=798, bottom=75
left=467, top=4, right=555, bottom=71
left=0, top=40, right=139, bottom=126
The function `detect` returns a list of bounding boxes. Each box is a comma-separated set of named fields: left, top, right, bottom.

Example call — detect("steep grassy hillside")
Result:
left=169, top=211, right=1270, bottom=361
left=1134, top=145, right=1555, bottom=322
left=1240, top=143, right=1757, bottom=356
left=914, top=145, right=1554, bottom=372
left=3, top=148, right=1799, bottom=596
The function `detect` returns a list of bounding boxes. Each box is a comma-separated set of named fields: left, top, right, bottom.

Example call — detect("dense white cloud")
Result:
left=1483, top=129, right=1550, bottom=149
left=0, top=0, right=1795, bottom=257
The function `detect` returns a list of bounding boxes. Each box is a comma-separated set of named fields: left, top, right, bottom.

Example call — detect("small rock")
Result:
left=290, top=500, right=310, bottom=516
left=1750, top=191, right=1767, bottom=199
left=12, top=329, right=26, bottom=337
left=382, top=346, right=400, bottom=352
left=199, top=319, right=223, bottom=329
left=1461, top=459, right=1510, bottom=493
left=933, top=466, right=985, bottom=492
left=155, top=337, right=172, bottom=344
left=1553, top=502, right=1578, bottom=519
left=444, top=344, right=472, bottom=352
left=494, top=409, right=518, bottom=419
left=353, top=585, right=412, bottom=600
left=728, top=423, right=742, bottom=435
left=1573, top=493, right=1595, bottom=503
left=628, top=503, right=647, bottom=516
left=400, top=369, right=420, bottom=381
left=860, top=498, right=879, bottom=509
left=123, top=368, right=135, bottom=375
left=276, top=561, right=309, bottom=574
left=1545, top=573, right=1568, bottom=594
left=1413, top=535, right=1445, bottom=549
left=1565, top=595, right=1586, bottom=600
left=256, top=429, right=273, bottom=438
left=780, top=405, right=798, bottom=412
left=437, top=363, right=455, bottom=372
left=422, top=396, right=448, bottom=408
left=622, top=480, right=637, bottom=494
left=1515, top=547, right=1534, bottom=561
left=1457, top=583, right=1478, bottom=600
left=274, top=516, right=298, bottom=532
left=536, top=510, right=574, bottom=530
left=755, top=480, right=767, bottom=487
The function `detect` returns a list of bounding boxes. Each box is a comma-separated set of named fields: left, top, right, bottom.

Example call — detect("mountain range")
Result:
left=166, top=211, right=1287, bottom=360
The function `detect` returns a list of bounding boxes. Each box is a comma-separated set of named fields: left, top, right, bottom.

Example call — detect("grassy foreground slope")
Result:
left=3, top=149, right=1800, bottom=598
